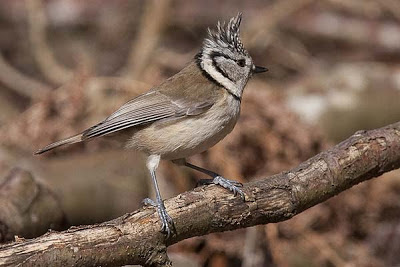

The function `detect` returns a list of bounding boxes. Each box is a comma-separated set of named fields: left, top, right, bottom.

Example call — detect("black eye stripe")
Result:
left=211, top=57, right=233, bottom=82
left=210, top=51, right=232, bottom=61
left=195, top=51, right=242, bottom=101
left=237, top=59, right=245, bottom=67
left=210, top=52, right=245, bottom=68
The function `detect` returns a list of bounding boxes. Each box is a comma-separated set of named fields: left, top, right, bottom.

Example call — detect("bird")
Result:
left=35, top=13, right=268, bottom=238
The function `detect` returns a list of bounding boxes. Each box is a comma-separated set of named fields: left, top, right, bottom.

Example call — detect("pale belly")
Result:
left=126, top=96, right=240, bottom=160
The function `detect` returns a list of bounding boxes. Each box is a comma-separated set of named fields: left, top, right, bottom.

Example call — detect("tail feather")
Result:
left=34, top=134, right=83, bottom=155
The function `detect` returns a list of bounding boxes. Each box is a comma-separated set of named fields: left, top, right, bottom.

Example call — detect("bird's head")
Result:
left=196, top=13, right=267, bottom=99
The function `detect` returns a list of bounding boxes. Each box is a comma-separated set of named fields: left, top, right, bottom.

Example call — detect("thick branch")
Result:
left=1, top=122, right=400, bottom=266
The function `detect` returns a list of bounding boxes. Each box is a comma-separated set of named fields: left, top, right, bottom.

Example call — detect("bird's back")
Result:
left=124, top=61, right=241, bottom=159
left=35, top=61, right=239, bottom=156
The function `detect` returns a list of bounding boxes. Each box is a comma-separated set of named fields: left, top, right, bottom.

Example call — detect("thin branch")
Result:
left=245, top=0, right=317, bottom=47
left=377, top=0, right=400, bottom=22
left=283, top=10, right=400, bottom=52
left=26, top=0, right=74, bottom=84
left=0, top=122, right=400, bottom=266
left=0, top=53, right=51, bottom=99
left=122, top=0, right=171, bottom=79
left=86, top=76, right=150, bottom=95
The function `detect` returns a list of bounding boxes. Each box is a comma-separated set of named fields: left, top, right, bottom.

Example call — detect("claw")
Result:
left=200, top=176, right=246, bottom=201
left=143, top=198, right=156, bottom=206
left=142, top=198, right=174, bottom=238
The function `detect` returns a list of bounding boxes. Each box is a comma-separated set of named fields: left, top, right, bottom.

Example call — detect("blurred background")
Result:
left=0, top=0, right=400, bottom=266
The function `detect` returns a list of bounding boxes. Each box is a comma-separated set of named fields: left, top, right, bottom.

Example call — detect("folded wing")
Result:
left=82, top=91, right=214, bottom=139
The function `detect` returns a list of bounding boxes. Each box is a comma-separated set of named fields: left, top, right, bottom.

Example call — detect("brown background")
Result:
left=0, top=0, right=400, bottom=266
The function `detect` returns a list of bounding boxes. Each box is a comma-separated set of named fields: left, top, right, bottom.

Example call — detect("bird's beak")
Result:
left=252, top=65, right=268, bottom=74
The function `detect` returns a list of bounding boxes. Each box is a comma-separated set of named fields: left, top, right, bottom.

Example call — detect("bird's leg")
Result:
left=143, top=155, right=174, bottom=238
left=173, top=159, right=245, bottom=200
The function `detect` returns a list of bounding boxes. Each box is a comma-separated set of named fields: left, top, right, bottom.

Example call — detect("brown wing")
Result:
left=82, top=61, right=220, bottom=139
left=82, top=91, right=214, bottom=139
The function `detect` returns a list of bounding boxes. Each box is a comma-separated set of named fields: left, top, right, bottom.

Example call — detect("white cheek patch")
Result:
left=200, top=54, right=242, bottom=99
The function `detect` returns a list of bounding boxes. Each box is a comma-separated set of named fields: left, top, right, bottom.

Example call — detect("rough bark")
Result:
left=1, top=122, right=400, bottom=266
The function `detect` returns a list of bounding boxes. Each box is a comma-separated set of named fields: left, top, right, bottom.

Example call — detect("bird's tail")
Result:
left=34, top=133, right=83, bottom=155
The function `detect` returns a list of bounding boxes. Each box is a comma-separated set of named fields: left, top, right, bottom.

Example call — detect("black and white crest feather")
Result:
left=203, top=13, right=247, bottom=56
left=195, top=13, right=254, bottom=100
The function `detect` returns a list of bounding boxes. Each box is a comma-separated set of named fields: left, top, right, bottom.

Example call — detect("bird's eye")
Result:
left=237, top=59, right=246, bottom=67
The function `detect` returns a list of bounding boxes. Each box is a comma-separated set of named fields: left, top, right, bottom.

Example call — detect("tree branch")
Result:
left=1, top=122, right=400, bottom=266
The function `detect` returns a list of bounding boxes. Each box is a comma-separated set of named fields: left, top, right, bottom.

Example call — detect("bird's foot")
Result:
left=198, top=176, right=245, bottom=200
left=143, top=198, right=174, bottom=238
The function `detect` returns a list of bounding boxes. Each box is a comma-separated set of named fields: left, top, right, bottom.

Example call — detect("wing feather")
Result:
left=82, top=91, right=214, bottom=139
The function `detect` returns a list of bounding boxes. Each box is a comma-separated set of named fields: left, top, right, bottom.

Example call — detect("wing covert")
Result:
left=82, top=91, right=214, bottom=139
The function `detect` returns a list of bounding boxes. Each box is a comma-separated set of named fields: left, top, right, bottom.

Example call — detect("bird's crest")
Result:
left=202, top=13, right=247, bottom=56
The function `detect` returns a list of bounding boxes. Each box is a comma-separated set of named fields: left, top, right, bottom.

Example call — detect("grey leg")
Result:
left=143, top=155, right=174, bottom=238
left=174, top=159, right=245, bottom=200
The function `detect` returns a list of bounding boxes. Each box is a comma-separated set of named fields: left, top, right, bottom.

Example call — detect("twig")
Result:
left=245, top=0, right=317, bottom=47
left=283, top=10, right=400, bottom=52
left=242, top=226, right=261, bottom=267
left=377, top=0, right=400, bottom=22
left=301, top=231, right=348, bottom=266
left=26, top=0, right=74, bottom=84
left=0, top=122, right=399, bottom=266
left=86, top=76, right=151, bottom=95
left=325, top=0, right=382, bottom=19
left=122, top=0, right=171, bottom=79
left=265, top=224, right=289, bottom=267
left=0, top=53, right=51, bottom=99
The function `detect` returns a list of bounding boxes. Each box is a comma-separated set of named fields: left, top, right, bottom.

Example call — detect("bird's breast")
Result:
left=126, top=94, right=240, bottom=160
